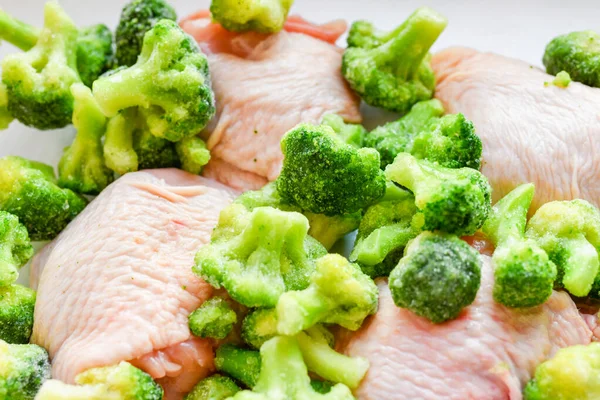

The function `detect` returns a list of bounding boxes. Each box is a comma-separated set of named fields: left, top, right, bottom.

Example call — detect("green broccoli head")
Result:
left=0, top=285, right=36, bottom=345
left=76, top=24, right=114, bottom=88
left=176, top=136, right=211, bottom=175
left=0, top=340, right=51, bottom=400
left=385, top=153, right=492, bottom=236
left=185, top=374, right=241, bottom=400
left=277, top=123, right=386, bottom=216
left=524, top=343, right=600, bottom=400
left=115, top=0, right=177, bottom=67
left=342, top=7, right=447, bottom=113
left=0, top=82, right=13, bottom=130
left=210, top=0, right=294, bottom=34
left=215, top=344, right=261, bottom=389
left=93, top=19, right=215, bottom=142
left=1, top=1, right=80, bottom=130
left=347, top=20, right=399, bottom=50
left=482, top=184, right=557, bottom=308
left=194, top=205, right=327, bottom=308
left=320, top=114, right=367, bottom=148
left=0, top=9, right=39, bottom=51
left=229, top=336, right=354, bottom=400
left=526, top=199, right=600, bottom=297
left=188, top=297, right=237, bottom=340
left=276, top=254, right=378, bottom=335
left=0, top=156, right=87, bottom=241
left=389, top=231, right=482, bottom=323
left=543, top=30, right=600, bottom=88
left=241, top=308, right=279, bottom=350
left=58, top=83, right=113, bottom=195
left=133, top=125, right=180, bottom=170
left=0, top=211, right=33, bottom=287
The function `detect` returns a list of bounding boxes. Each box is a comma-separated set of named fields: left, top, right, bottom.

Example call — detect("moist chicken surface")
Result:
left=432, top=47, right=600, bottom=211
left=30, top=169, right=238, bottom=399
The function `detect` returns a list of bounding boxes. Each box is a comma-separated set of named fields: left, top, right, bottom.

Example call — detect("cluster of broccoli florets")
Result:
left=0, top=339, right=51, bottom=399
left=210, top=0, right=294, bottom=34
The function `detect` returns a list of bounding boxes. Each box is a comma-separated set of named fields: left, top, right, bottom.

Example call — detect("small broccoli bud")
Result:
left=103, top=111, right=139, bottom=175
left=482, top=184, right=557, bottom=308
left=0, top=284, right=36, bottom=344
left=0, top=340, right=51, bottom=400
left=543, top=30, right=600, bottom=88
left=342, top=8, right=447, bottom=113
left=1, top=1, right=81, bottom=130
left=0, top=211, right=33, bottom=287
left=210, top=0, right=294, bottom=34
left=0, top=9, right=39, bottom=51
left=76, top=24, right=114, bottom=88
left=185, top=374, right=241, bottom=400
left=277, top=123, right=387, bottom=216
left=385, top=153, right=492, bottom=236
left=115, top=0, right=177, bottom=67
left=215, top=344, right=261, bottom=388
left=347, top=20, right=396, bottom=50
left=241, top=308, right=278, bottom=350
left=320, top=114, right=367, bottom=148
left=524, top=343, right=600, bottom=400
left=188, top=297, right=237, bottom=340
left=389, top=231, right=482, bottom=323
left=176, top=136, right=211, bottom=175
left=0, top=156, right=87, bottom=241
left=94, top=19, right=215, bottom=142
left=548, top=70, right=572, bottom=88
left=0, top=83, right=13, bottom=130
left=526, top=199, right=600, bottom=297
left=133, top=127, right=180, bottom=170
left=276, top=254, right=378, bottom=335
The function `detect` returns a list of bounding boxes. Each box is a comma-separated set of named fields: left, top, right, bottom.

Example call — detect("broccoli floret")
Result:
left=276, top=254, right=378, bottom=335
left=342, top=8, right=447, bottom=113
left=215, top=344, right=261, bottom=388
left=0, top=9, right=39, bottom=51
left=526, top=199, right=600, bottom=297
left=115, top=0, right=177, bottom=67
left=76, top=24, right=114, bottom=88
left=241, top=308, right=278, bottom=350
left=320, top=114, right=367, bottom=148
left=35, top=361, right=163, bottom=400
left=185, top=374, right=241, bottom=400
left=0, top=156, right=87, bottom=241
left=385, top=153, right=492, bottom=236
left=0, top=340, right=51, bottom=400
left=347, top=19, right=414, bottom=50
left=524, top=343, right=600, bottom=400
left=94, top=19, right=215, bottom=142
left=543, top=30, right=600, bottom=88
left=0, top=285, right=35, bottom=344
left=0, top=211, right=33, bottom=288
left=277, top=123, right=386, bottom=216
left=133, top=126, right=180, bottom=170
left=210, top=0, right=293, bottom=34
left=188, top=297, right=237, bottom=340
left=482, top=184, right=557, bottom=308
left=389, top=231, right=481, bottom=323
left=0, top=82, right=14, bottom=130
left=194, top=205, right=327, bottom=308
left=58, top=84, right=113, bottom=195
left=176, top=136, right=211, bottom=175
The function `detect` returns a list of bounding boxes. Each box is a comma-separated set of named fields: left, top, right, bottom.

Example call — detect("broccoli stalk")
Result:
left=276, top=254, right=378, bottom=335
left=215, top=344, right=262, bottom=388
left=210, top=0, right=294, bottom=34
left=0, top=211, right=33, bottom=288
left=188, top=297, right=237, bottom=340
left=185, top=375, right=241, bottom=400
left=482, top=184, right=557, bottom=308
left=342, top=7, right=447, bottom=113
left=103, top=111, right=139, bottom=175
left=388, top=231, right=482, bottom=323
left=93, top=19, right=215, bottom=142
left=176, top=136, right=211, bottom=175
left=385, top=153, right=492, bottom=236
left=0, top=339, right=51, bottom=400
left=526, top=199, right=600, bottom=297
left=0, top=83, right=13, bottom=130
left=0, top=9, right=39, bottom=51
left=543, top=30, right=600, bottom=88
left=0, top=284, right=36, bottom=344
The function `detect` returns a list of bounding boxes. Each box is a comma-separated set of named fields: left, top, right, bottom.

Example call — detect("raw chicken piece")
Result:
left=342, top=256, right=592, bottom=400
left=432, top=47, right=600, bottom=211
left=31, top=169, right=238, bottom=398
left=181, top=13, right=361, bottom=190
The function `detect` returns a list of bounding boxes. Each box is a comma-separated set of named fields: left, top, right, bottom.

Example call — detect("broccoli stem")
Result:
left=352, top=223, right=415, bottom=266
left=103, top=111, right=139, bottom=175
left=276, top=286, right=331, bottom=335
left=559, top=236, right=600, bottom=296
left=485, top=183, right=534, bottom=246
left=0, top=9, right=39, bottom=51
left=93, top=69, right=153, bottom=117
left=215, top=345, right=261, bottom=388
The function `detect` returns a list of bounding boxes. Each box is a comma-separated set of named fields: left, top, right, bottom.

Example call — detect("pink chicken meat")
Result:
left=30, top=169, right=238, bottom=399
left=342, top=256, right=592, bottom=399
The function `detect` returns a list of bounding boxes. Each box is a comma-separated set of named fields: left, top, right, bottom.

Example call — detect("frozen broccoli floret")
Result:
left=0, top=285, right=36, bottom=344
left=94, top=19, right=215, bottom=142
left=35, top=361, right=163, bottom=400
left=389, top=231, right=481, bottom=323
left=189, top=297, right=237, bottom=340
left=58, top=84, right=113, bottom=195
left=185, top=375, right=241, bottom=400
left=0, top=82, right=13, bottom=130
left=347, top=19, right=409, bottom=50
left=241, top=308, right=278, bottom=350
left=482, top=184, right=557, bottom=308
left=276, top=254, right=378, bottom=335
left=230, top=336, right=354, bottom=400
left=76, top=24, right=114, bottom=88
left=543, top=30, right=600, bottom=88
left=210, top=0, right=294, bottom=34
left=277, top=123, right=386, bottom=216
left=342, top=8, right=447, bottom=113
left=215, top=344, right=261, bottom=388
left=385, top=153, right=492, bottom=236
left=320, top=114, right=367, bottom=148
left=0, top=211, right=33, bottom=287
left=194, top=205, right=327, bottom=308
left=0, top=340, right=51, bottom=400
left=176, top=136, right=211, bottom=175
left=115, top=0, right=177, bottom=67
left=526, top=199, right=600, bottom=297
left=0, top=9, right=39, bottom=51
left=1, top=1, right=80, bottom=130
left=524, top=343, right=600, bottom=400
left=0, top=156, right=87, bottom=241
